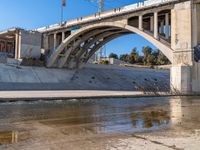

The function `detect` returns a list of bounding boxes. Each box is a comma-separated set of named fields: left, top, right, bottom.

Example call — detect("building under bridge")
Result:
left=0, top=28, right=41, bottom=63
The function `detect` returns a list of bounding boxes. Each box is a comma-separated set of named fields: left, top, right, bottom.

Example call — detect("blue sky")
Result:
left=0, top=0, right=155, bottom=56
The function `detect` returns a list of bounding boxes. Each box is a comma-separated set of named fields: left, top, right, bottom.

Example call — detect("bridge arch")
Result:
left=47, top=22, right=173, bottom=68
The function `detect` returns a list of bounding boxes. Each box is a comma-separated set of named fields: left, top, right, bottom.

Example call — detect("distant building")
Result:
left=91, top=57, right=129, bottom=65
left=0, top=28, right=41, bottom=64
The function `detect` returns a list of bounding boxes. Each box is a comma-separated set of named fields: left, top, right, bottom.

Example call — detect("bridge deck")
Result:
left=37, top=0, right=178, bottom=33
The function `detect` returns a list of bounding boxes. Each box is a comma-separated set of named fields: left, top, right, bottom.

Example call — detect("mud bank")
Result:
left=0, top=64, right=170, bottom=91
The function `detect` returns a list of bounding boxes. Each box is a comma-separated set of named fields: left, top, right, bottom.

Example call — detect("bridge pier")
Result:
left=171, top=63, right=200, bottom=94
left=170, top=1, right=200, bottom=94
left=171, top=65, right=192, bottom=94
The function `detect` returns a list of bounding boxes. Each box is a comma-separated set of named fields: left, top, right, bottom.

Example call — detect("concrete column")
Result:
left=160, top=20, right=164, bottom=34
left=197, top=4, right=200, bottom=44
left=139, top=15, right=143, bottom=30
left=43, top=34, right=49, bottom=50
left=154, top=12, right=158, bottom=39
left=170, top=65, right=192, bottom=94
left=165, top=13, right=169, bottom=39
left=191, top=4, right=200, bottom=94
left=15, top=32, right=19, bottom=59
left=150, top=16, right=154, bottom=32
left=53, top=33, right=57, bottom=50
left=62, top=32, right=65, bottom=41
left=14, top=30, right=21, bottom=59
left=170, top=1, right=194, bottom=94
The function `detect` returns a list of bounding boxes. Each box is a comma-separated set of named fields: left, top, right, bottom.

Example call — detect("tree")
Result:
left=129, top=47, right=139, bottom=64
left=151, top=50, right=159, bottom=65
left=118, top=46, right=170, bottom=66
left=157, top=51, right=170, bottom=65
left=100, top=60, right=109, bottom=65
left=137, top=56, right=144, bottom=64
left=119, top=54, right=130, bottom=62
left=142, top=46, right=153, bottom=65
left=109, top=53, right=118, bottom=59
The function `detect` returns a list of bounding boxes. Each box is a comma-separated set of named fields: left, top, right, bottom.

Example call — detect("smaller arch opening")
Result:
left=128, top=16, right=138, bottom=28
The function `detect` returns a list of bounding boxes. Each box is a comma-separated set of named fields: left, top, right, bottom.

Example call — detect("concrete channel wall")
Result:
left=0, top=64, right=170, bottom=91
left=0, top=64, right=75, bottom=90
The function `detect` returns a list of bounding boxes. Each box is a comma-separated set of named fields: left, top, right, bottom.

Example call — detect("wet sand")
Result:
left=0, top=96, right=199, bottom=150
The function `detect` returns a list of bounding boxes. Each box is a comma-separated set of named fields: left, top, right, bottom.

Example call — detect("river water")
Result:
left=0, top=96, right=200, bottom=149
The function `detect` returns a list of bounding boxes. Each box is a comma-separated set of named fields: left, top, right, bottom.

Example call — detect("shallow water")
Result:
left=0, top=96, right=199, bottom=148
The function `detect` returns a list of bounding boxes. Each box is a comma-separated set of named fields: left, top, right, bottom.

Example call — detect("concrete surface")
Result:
left=20, top=30, right=42, bottom=59
left=0, top=63, right=170, bottom=91
left=0, top=90, right=146, bottom=101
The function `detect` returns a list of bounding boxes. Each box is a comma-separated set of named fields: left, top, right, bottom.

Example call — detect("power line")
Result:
left=84, top=0, right=99, bottom=9
left=98, top=0, right=104, bottom=12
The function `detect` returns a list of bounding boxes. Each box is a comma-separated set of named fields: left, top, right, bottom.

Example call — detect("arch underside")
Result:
left=47, top=22, right=173, bottom=68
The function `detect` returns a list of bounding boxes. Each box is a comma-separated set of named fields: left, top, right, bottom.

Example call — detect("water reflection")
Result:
left=0, top=131, right=18, bottom=145
left=170, top=97, right=182, bottom=125
left=130, top=110, right=170, bottom=129
left=0, top=96, right=200, bottom=147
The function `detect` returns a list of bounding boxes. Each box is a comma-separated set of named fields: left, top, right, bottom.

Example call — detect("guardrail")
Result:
left=37, top=0, right=177, bottom=33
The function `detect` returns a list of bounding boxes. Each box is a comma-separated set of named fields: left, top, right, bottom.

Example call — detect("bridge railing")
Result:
left=37, top=0, right=178, bottom=33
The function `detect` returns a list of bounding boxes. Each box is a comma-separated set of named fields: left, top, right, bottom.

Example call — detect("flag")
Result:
left=62, top=0, right=66, bottom=7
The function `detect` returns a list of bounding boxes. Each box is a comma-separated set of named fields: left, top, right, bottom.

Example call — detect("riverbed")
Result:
left=0, top=96, right=199, bottom=150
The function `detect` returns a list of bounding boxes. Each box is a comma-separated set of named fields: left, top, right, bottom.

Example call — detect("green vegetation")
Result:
left=109, top=53, right=118, bottom=59
left=99, top=60, right=109, bottom=65
left=109, top=46, right=171, bottom=66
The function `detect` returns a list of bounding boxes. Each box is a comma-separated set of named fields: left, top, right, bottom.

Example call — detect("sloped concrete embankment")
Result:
left=0, top=64, right=170, bottom=91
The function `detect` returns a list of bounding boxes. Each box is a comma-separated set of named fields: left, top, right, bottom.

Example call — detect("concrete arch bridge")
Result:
left=38, top=0, right=200, bottom=94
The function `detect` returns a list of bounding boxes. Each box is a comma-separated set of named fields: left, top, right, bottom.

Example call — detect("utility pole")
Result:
left=98, top=0, right=106, bottom=62
left=98, top=0, right=104, bottom=12
left=91, top=0, right=105, bottom=62
left=88, top=0, right=106, bottom=62
left=61, top=0, right=66, bottom=23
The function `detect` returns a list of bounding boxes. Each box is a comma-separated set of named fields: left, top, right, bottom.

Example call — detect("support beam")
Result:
left=15, top=30, right=21, bottom=59
left=44, top=35, right=49, bottom=50
left=165, top=13, right=169, bottom=39
left=15, top=31, right=19, bottom=59
left=150, top=16, right=154, bottom=32
left=154, top=12, right=158, bottom=39
left=75, top=30, right=123, bottom=61
left=139, top=15, right=143, bottom=30
left=160, top=20, right=164, bottom=34
left=85, top=33, right=129, bottom=64
left=53, top=33, right=57, bottom=50
left=57, top=28, right=119, bottom=68
left=62, top=32, right=65, bottom=41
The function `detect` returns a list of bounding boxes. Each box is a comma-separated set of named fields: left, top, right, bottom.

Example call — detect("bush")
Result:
left=100, top=60, right=109, bottom=65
